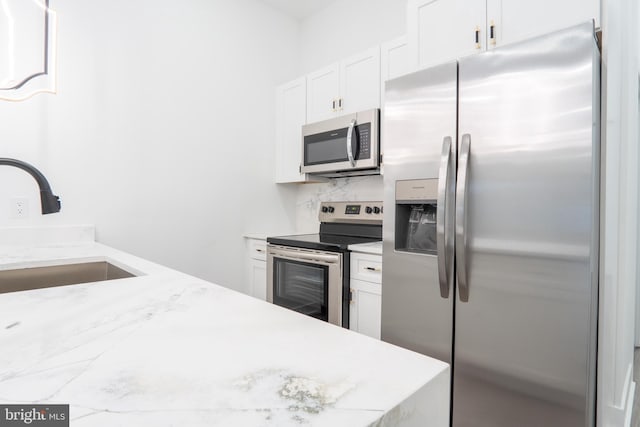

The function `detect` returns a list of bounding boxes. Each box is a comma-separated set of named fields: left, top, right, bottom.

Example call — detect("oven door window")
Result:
left=273, top=257, right=329, bottom=321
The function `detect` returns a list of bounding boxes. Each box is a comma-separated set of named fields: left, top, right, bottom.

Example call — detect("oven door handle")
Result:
left=268, top=249, right=340, bottom=265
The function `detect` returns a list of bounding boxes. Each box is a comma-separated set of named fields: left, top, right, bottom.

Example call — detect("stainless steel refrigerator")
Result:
left=381, top=22, right=600, bottom=427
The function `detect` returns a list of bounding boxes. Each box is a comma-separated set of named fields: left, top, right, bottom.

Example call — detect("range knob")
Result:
left=321, top=206, right=328, bottom=213
left=373, top=207, right=381, bottom=214
left=328, top=206, right=335, bottom=213
left=365, top=206, right=373, bottom=214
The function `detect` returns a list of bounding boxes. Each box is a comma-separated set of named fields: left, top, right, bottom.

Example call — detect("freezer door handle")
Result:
left=437, top=136, right=454, bottom=298
left=456, top=134, right=471, bottom=302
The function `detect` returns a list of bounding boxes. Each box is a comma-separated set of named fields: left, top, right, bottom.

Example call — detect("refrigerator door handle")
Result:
left=437, top=136, right=453, bottom=298
left=456, top=133, right=471, bottom=302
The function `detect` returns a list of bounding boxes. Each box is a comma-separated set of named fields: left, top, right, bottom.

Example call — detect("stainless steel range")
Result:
left=266, top=201, right=382, bottom=328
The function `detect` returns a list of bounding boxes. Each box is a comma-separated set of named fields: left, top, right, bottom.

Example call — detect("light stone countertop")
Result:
left=0, top=227, right=448, bottom=427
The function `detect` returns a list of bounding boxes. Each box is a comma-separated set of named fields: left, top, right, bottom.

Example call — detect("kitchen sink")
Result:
left=0, top=261, right=137, bottom=294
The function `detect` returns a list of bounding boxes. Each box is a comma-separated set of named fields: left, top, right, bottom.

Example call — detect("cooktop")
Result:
left=267, top=233, right=381, bottom=252
left=267, top=201, right=383, bottom=252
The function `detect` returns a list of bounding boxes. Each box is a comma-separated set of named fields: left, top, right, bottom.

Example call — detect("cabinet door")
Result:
left=487, top=0, right=600, bottom=49
left=350, top=279, right=382, bottom=339
left=381, top=36, right=410, bottom=95
left=275, top=77, right=307, bottom=183
left=306, top=63, right=340, bottom=123
left=408, top=0, right=486, bottom=71
left=340, top=46, right=381, bottom=115
left=250, top=258, right=267, bottom=301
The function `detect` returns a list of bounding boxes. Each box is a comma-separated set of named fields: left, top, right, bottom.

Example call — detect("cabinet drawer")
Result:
left=249, top=239, right=267, bottom=261
left=350, top=252, right=382, bottom=283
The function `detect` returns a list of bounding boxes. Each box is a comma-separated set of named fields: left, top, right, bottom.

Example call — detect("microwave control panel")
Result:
left=356, top=123, right=371, bottom=160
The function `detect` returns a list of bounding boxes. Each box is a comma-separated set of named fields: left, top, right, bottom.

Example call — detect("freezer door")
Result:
left=454, top=22, right=600, bottom=427
left=381, top=61, right=457, bottom=365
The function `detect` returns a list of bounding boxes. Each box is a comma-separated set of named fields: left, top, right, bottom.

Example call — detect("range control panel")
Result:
left=318, top=201, right=383, bottom=224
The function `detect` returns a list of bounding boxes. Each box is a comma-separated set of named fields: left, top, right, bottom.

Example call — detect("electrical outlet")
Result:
left=11, top=198, right=29, bottom=219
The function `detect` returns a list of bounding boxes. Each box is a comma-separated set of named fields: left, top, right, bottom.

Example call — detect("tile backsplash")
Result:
left=295, top=175, right=383, bottom=232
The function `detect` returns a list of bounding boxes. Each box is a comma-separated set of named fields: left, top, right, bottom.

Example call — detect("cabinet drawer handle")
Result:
left=489, top=20, right=496, bottom=46
left=365, top=266, right=381, bottom=272
left=255, top=248, right=264, bottom=253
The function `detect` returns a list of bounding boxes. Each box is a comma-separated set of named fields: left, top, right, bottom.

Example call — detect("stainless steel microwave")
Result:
left=301, top=109, right=380, bottom=176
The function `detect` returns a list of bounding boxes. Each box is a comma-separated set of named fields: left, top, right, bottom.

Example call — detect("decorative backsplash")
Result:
left=295, top=175, right=383, bottom=232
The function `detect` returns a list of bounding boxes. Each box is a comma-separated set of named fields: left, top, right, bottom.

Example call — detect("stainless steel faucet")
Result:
left=0, top=158, right=61, bottom=214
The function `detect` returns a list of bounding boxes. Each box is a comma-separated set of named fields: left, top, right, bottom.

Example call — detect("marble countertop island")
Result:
left=0, top=227, right=449, bottom=426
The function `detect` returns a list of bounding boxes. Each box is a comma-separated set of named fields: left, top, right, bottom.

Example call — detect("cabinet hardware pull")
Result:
left=338, top=98, right=343, bottom=110
left=365, top=266, right=381, bottom=272
left=475, top=26, right=481, bottom=49
left=256, top=249, right=264, bottom=252
left=490, top=20, right=496, bottom=45
left=332, top=99, right=336, bottom=111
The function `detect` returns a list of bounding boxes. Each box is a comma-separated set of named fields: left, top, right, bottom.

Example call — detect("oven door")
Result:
left=267, top=245, right=344, bottom=326
left=300, top=109, right=379, bottom=174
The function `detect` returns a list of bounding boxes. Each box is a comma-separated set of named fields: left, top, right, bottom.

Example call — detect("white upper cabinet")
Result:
left=340, top=47, right=381, bottom=115
left=306, top=47, right=381, bottom=123
left=408, top=0, right=600, bottom=71
left=381, top=36, right=410, bottom=84
left=408, top=0, right=485, bottom=70
left=306, top=64, right=340, bottom=123
left=380, top=36, right=410, bottom=105
left=488, top=0, right=600, bottom=48
left=275, top=77, right=308, bottom=183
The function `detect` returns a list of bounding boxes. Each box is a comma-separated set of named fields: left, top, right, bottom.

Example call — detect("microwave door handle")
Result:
left=346, top=119, right=357, bottom=167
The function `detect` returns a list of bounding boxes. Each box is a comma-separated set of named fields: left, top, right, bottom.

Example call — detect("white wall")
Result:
left=598, top=0, right=640, bottom=425
left=634, top=0, right=640, bottom=349
left=298, top=0, right=407, bottom=75
left=0, top=0, right=300, bottom=292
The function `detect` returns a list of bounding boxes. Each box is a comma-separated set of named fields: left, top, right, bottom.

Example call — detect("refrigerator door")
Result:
left=381, top=61, right=457, bottom=364
left=454, top=22, right=599, bottom=427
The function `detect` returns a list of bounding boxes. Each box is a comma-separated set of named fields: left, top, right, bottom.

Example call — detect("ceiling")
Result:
left=257, top=0, right=337, bottom=20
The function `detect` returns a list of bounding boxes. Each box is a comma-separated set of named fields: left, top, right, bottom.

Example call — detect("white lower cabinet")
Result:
left=249, top=258, right=267, bottom=301
left=349, top=252, right=382, bottom=339
left=350, top=279, right=382, bottom=339
left=245, top=237, right=267, bottom=300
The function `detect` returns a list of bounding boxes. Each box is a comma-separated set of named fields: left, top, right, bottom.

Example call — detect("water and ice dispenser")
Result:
left=395, top=179, right=439, bottom=255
